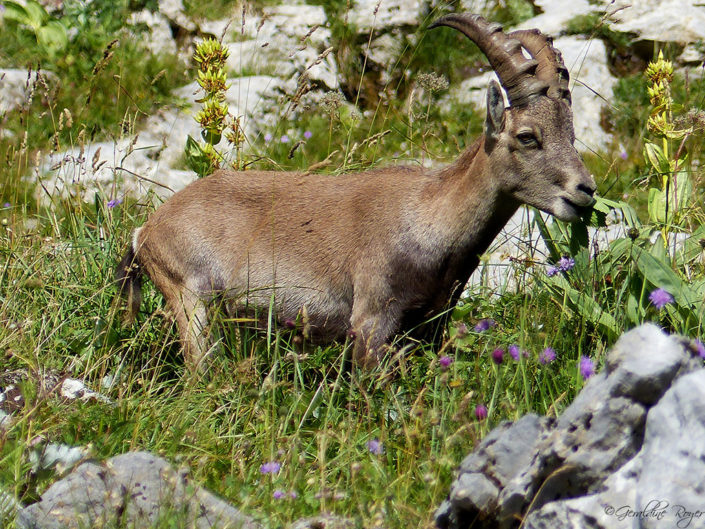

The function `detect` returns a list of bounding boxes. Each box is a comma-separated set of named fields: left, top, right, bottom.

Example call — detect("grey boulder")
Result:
left=18, top=451, right=258, bottom=529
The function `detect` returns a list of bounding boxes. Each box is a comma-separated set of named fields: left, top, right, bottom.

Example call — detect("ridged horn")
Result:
left=428, top=13, right=549, bottom=107
left=509, top=29, right=571, bottom=105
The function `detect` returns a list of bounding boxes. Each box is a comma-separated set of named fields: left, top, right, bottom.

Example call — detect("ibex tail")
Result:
left=115, top=230, right=143, bottom=325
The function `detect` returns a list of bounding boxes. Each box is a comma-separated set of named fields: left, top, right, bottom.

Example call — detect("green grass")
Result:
left=3, top=1, right=705, bottom=528
left=0, top=198, right=609, bottom=527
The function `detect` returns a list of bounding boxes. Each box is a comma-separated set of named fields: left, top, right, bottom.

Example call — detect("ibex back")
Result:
left=117, top=13, right=596, bottom=371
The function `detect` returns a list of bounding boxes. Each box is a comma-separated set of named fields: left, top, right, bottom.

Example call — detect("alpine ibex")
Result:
left=117, top=14, right=596, bottom=371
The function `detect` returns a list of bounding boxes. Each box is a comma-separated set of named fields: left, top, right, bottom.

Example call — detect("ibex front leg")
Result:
left=349, top=284, right=402, bottom=368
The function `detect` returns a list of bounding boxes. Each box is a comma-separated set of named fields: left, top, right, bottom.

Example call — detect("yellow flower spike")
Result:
left=194, top=38, right=229, bottom=72
left=197, top=69, right=229, bottom=95
left=188, top=36, right=235, bottom=175
left=195, top=99, right=228, bottom=128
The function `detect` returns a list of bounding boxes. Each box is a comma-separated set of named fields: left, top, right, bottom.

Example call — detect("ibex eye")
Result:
left=517, top=132, right=538, bottom=146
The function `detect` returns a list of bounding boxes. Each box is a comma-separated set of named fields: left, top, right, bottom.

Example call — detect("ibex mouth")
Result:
left=561, top=196, right=594, bottom=220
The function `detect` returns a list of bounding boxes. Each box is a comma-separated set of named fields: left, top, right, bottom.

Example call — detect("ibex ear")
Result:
left=484, top=80, right=505, bottom=151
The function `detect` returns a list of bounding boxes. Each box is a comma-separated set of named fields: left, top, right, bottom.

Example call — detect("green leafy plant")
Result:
left=643, top=51, right=694, bottom=240
left=2, top=0, right=68, bottom=57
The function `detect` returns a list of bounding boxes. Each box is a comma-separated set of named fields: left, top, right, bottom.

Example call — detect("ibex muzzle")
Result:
left=116, top=13, right=596, bottom=371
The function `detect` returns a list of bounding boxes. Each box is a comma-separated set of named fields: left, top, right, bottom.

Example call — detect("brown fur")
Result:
left=116, top=21, right=596, bottom=372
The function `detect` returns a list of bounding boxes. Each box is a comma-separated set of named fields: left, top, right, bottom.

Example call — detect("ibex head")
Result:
left=430, top=14, right=596, bottom=221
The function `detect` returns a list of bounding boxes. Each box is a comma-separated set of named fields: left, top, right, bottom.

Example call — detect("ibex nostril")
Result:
left=578, top=183, right=596, bottom=197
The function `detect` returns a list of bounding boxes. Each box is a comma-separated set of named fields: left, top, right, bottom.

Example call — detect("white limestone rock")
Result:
left=0, top=69, right=58, bottom=116
left=158, top=0, right=196, bottom=32
left=128, top=10, right=178, bottom=56
left=605, top=0, right=705, bottom=45
left=437, top=325, right=705, bottom=529
left=514, top=0, right=594, bottom=36
left=555, top=36, right=616, bottom=153
left=349, top=0, right=424, bottom=33
left=17, top=452, right=259, bottom=529
left=224, top=4, right=339, bottom=90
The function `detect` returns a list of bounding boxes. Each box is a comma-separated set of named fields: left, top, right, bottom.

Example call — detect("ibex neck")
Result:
left=423, top=136, right=520, bottom=273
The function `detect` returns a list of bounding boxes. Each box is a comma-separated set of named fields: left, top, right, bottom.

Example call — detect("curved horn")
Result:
left=509, top=29, right=571, bottom=105
left=428, top=13, right=549, bottom=107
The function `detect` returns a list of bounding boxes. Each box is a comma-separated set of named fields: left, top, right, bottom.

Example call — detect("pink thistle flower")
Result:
left=539, top=347, right=556, bottom=365
left=260, top=461, right=281, bottom=474
left=366, top=438, right=384, bottom=455
left=474, top=319, right=495, bottom=332
left=649, top=288, right=674, bottom=310
left=509, top=345, right=521, bottom=361
left=579, top=356, right=595, bottom=379
left=491, top=348, right=504, bottom=364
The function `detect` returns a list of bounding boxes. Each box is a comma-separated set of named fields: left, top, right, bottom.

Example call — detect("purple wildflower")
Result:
left=303, top=130, right=313, bottom=139
left=474, top=319, right=496, bottom=332
left=439, top=355, right=453, bottom=369
left=367, top=438, right=384, bottom=455
left=474, top=404, right=488, bottom=420
left=509, top=345, right=521, bottom=361
left=264, top=133, right=273, bottom=142
left=491, top=348, right=504, bottom=364
left=539, top=347, right=556, bottom=365
left=649, top=288, right=674, bottom=310
left=289, top=490, right=298, bottom=499
left=2, top=203, right=10, bottom=208
left=280, top=134, right=290, bottom=143
left=546, top=266, right=559, bottom=277
left=107, top=198, right=122, bottom=208
left=557, top=257, right=575, bottom=272
left=260, top=461, right=281, bottom=474
left=620, top=150, right=628, bottom=160
left=579, top=356, right=595, bottom=380
left=273, top=489, right=286, bottom=500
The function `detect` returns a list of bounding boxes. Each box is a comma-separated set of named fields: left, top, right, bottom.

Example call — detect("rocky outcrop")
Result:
left=0, top=69, right=34, bottom=117
left=348, top=0, right=424, bottom=33
left=11, top=449, right=359, bottom=529
left=435, top=324, right=705, bottom=529
left=607, top=0, right=705, bottom=46
left=514, top=0, right=594, bottom=36
left=17, top=452, right=259, bottom=529
left=604, top=0, right=705, bottom=64
left=226, top=4, right=338, bottom=91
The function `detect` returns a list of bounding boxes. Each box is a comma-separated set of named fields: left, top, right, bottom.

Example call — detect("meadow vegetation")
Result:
left=2, top=1, right=705, bottom=527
